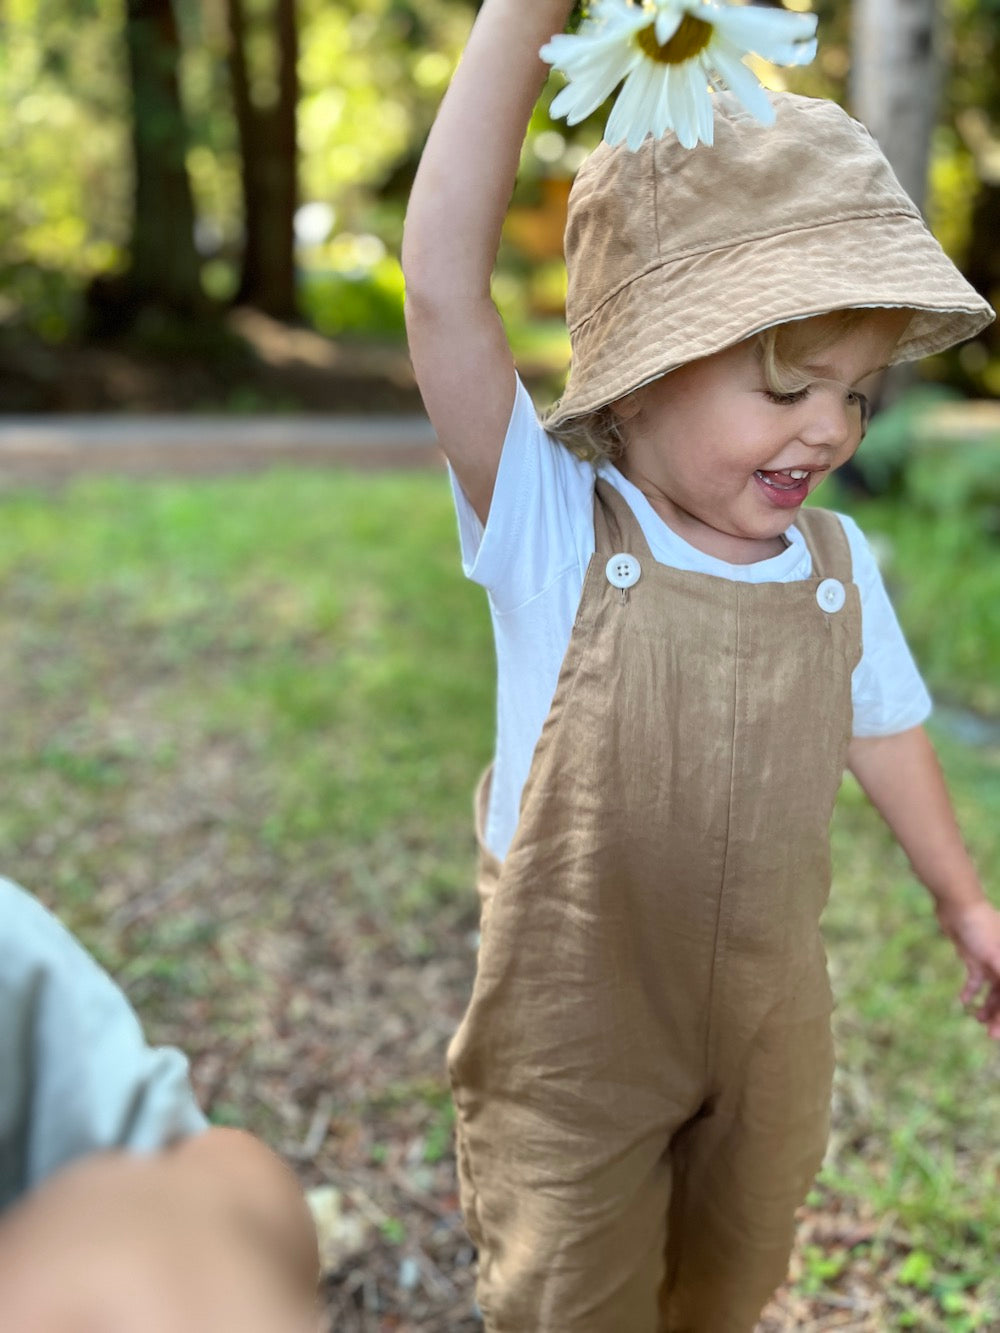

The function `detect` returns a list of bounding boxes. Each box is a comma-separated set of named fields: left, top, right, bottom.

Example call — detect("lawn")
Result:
left=0, top=467, right=996, bottom=1331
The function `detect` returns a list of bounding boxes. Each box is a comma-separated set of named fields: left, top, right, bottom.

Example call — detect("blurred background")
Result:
left=0, top=0, right=997, bottom=413
left=1, top=3, right=998, bottom=1330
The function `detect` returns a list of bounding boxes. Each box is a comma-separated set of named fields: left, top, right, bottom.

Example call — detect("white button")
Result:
left=606, top=553, right=641, bottom=589
left=816, top=578, right=846, bottom=613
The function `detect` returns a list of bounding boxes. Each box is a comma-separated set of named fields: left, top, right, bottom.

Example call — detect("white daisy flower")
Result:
left=541, top=0, right=818, bottom=152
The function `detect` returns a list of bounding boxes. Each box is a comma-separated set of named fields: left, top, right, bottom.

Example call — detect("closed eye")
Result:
left=767, top=384, right=871, bottom=428
left=765, top=388, right=810, bottom=406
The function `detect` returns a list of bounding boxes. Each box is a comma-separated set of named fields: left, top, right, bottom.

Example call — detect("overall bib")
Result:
left=448, top=480, right=862, bottom=1333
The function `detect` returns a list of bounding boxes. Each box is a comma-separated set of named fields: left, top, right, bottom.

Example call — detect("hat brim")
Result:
left=546, top=211, right=994, bottom=429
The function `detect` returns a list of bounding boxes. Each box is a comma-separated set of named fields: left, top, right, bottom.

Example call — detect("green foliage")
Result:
left=422, top=1100, right=455, bottom=1164
left=798, top=1243, right=849, bottom=1295
left=907, top=440, right=1000, bottom=522
left=0, top=0, right=476, bottom=337
left=379, top=1216, right=407, bottom=1245
left=300, top=256, right=407, bottom=340
left=297, top=0, right=472, bottom=204
left=822, top=736, right=1000, bottom=1324
left=2, top=0, right=996, bottom=370
left=852, top=390, right=1000, bottom=537
left=0, top=0, right=128, bottom=332
left=851, top=387, right=963, bottom=494
left=840, top=410, right=1000, bottom=727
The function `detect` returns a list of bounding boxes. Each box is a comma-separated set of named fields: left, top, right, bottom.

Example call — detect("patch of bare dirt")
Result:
left=0, top=311, right=423, bottom=415
left=0, top=309, right=563, bottom=418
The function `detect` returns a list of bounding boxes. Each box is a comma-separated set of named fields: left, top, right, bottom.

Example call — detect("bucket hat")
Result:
left=547, top=92, right=995, bottom=429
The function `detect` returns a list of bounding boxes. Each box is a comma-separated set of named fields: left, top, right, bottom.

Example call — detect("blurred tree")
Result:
left=226, top=0, right=299, bottom=319
left=851, top=0, right=939, bottom=210
left=848, top=0, right=939, bottom=403
left=88, top=0, right=204, bottom=331
left=2, top=0, right=996, bottom=399
left=943, top=0, right=1000, bottom=390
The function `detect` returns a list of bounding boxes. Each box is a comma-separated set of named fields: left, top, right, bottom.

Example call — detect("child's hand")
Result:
left=936, top=899, right=1000, bottom=1039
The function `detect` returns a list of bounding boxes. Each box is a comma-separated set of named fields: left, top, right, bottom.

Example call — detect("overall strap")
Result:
left=593, top=475, right=657, bottom=560
left=795, top=508, right=854, bottom=583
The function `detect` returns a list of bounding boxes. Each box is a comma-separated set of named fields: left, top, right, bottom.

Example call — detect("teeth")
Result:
left=788, top=469, right=809, bottom=479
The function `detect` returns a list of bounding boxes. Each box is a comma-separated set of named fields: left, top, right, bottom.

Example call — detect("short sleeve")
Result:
left=842, top=516, right=934, bottom=736
left=448, top=375, right=597, bottom=612
left=0, top=879, right=207, bottom=1213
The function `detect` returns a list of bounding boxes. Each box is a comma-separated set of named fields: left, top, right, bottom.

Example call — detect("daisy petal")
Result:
left=649, top=64, right=675, bottom=141
left=707, top=5, right=819, bottom=66
left=548, top=40, right=641, bottom=115
left=782, top=37, right=818, bottom=69
left=654, top=6, right=684, bottom=46
left=540, top=4, right=649, bottom=68
left=549, top=58, right=633, bottom=125
left=546, top=0, right=818, bottom=151
left=666, top=61, right=699, bottom=149
left=604, top=73, right=639, bottom=147
left=607, top=63, right=655, bottom=150
left=708, top=39, right=776, bottom=126
left=688, top=61, right=715, bottom=148
left=626, top=65, right=666, bottom=152
left=541, top=29, right=636, bottom=73
left=632, top=61, right=672, bottom=149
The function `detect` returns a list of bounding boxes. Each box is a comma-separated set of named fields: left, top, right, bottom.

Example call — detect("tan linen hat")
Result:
left=546, top=92, right=995, bottom=429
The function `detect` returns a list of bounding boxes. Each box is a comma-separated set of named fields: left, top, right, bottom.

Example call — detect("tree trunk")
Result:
left=226, top=0, right=299, bottom=320
left=850, top=0, right=939, bottom=212
left=850, top=0, right=940, bottom=412
left=122, top=0, right=202, bottom=314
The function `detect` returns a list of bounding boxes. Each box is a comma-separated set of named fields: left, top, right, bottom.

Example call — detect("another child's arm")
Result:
left=848, top=725, right=1000, bottom=1037
left=0, top=1128, right=320, bottom=1332
left=402, top=0, right=574, bottom=525
left=0, top=879, right=320, bottom=1329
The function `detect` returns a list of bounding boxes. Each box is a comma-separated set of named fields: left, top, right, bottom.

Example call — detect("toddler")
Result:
left=402, top=2, right=1000, bottom=1329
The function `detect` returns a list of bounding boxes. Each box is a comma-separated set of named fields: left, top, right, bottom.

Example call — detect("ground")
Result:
left=0, top=310, right=429, bottom=415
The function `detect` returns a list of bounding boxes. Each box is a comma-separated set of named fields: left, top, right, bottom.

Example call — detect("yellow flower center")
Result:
left=636, top=13, right=714, bottom=64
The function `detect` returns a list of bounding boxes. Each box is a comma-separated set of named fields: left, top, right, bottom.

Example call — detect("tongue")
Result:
left=758, top=470, right=800, bottom=488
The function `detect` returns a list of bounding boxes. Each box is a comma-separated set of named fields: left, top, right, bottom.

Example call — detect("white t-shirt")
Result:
left=451, top=377, right=932, bottom=861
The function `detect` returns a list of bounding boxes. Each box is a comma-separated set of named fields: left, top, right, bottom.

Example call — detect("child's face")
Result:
left=615, top=310, right=909, bottom=562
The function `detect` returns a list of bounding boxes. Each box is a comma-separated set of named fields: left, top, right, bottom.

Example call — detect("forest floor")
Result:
left=0, top=309, right=428, bottom=415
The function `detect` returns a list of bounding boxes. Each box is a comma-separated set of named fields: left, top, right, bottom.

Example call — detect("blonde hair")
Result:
left=545, top=309, right=887, bottom=464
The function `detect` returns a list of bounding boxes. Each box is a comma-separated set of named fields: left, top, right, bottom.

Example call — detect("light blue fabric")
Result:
left=0, top=877, right=207, bottom=1214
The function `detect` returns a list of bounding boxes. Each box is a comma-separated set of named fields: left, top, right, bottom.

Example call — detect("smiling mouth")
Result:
left=754, top=468, right=811, bottom=491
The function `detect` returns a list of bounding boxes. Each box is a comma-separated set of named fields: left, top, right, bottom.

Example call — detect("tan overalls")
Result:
left=448, top=480, right=862, bottom=1333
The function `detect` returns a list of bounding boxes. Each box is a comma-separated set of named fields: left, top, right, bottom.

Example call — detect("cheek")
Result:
left=836, top=434, right=864, bottom=468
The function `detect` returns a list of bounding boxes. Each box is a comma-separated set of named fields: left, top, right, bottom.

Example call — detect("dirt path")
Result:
left=2, top=395, right=997, bottom=485
left=0, top=415, right=443, bottom=480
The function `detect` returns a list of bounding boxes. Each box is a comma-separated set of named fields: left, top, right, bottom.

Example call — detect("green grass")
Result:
left=0, top=467, right=997, bottom=1324
left=824, top=752, right=1000, bottom=1326
left=0, top=472, right=494, bottom=901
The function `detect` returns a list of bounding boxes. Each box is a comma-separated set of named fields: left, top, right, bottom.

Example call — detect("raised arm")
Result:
left=402, top=0, right=575, bottom=524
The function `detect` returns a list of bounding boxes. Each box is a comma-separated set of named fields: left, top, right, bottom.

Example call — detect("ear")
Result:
left=610, top=391, right=641, bottom=422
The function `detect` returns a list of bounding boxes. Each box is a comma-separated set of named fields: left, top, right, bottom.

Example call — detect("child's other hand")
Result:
left=936, top=899, right=1000, bottom=1038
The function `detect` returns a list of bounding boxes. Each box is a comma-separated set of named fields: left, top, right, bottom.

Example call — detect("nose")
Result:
left=799, top=383, right=858, bottom=451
